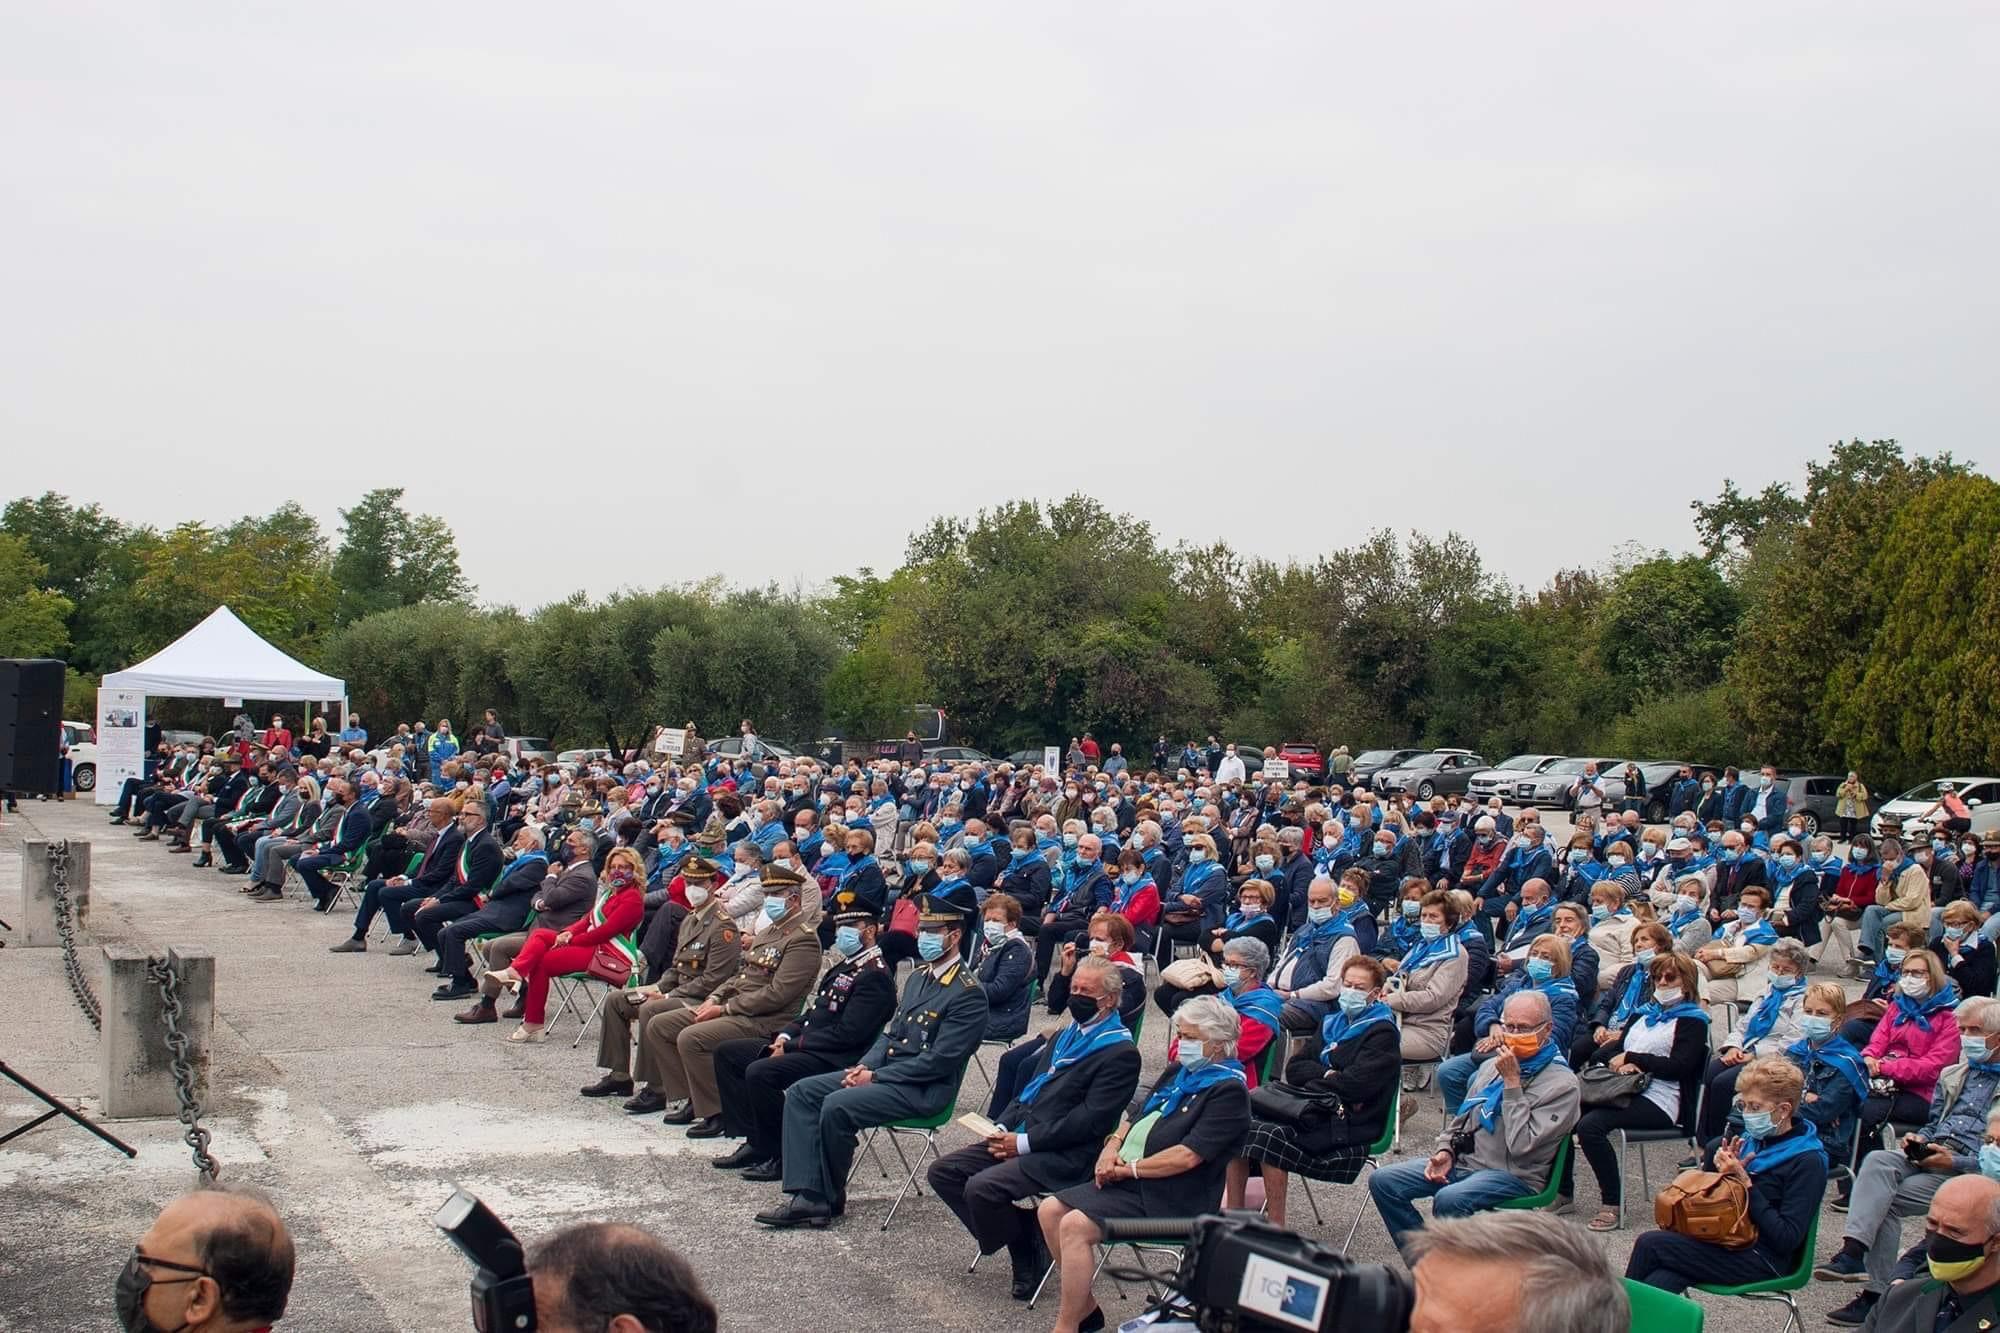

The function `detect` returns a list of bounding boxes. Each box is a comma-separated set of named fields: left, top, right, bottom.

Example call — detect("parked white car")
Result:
left=61, top=720, right=99, bottom=792
left=1872, top=777, right=2000, bottom=839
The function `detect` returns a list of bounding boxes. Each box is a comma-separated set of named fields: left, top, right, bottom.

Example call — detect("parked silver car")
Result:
left=1513, top=757, right=1630, bottom=809
left=1467, top=754, right=1566, bottom=803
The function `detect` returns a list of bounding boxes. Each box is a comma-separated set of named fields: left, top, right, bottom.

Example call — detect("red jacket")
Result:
left=569, top=887, right=644, bottom=950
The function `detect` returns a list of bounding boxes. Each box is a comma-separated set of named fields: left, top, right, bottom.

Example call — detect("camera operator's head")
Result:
left=528, top=1222, right=715, bottom=1333
left=120, top=1185, right=294, bottom=1333
left=1404, top=1212, right=1623, bottom=1333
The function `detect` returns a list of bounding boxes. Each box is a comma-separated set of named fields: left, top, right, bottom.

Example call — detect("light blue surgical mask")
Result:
left=1777, top=853, right=1799, bottom=871
left=1768, top=971, right=1798, bottom=989
left=1591, top=905, right=1610, bottom=922
left=1525, top=957, right=1554, bottom=983
left=983, top=920, right=1005, bottom=944
left=1307, top=906, right=1334, bottom=925
left=1121, top=870, right=1142, bottom=886
left=1337, top=986, right=1371, bottom=1014
left=1420, top=922, right=1443, bottom=941
left=1188, top=849, right=1208, bottom=862
left=1886, top=947, right=1908, bottom=965
left=762, top=895, right=788, bottom=921
left=1220, top=965, right=1243, bottom=988
left=1948, top=926, right=1968, bottom=941
left=1567, top=849, right=1589, bottom=865
left=834, top=926, right=863, bottom=956
left=1799, top=1014, right=1834, bottom=1042
left=1737, top=905, right=1760, bottom=922
left=1402, top=900, right=1421, bottom=918
left=1740, top=1108, right=1776, bottom=1139
left=1981, top=1144, right=2000, bottom=1181
left=916, top=931, right=947, bottom=962
left=1176, top=1045, right=1208, bottom=1070
left=1965, top=1037, right=1991, bottom=1064
left=1673, top=894, right=1699, bottom=916
left=1633, top=948, right=1657, bottom=968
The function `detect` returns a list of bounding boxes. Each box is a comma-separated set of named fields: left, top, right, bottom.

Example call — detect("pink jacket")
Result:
left=1864, top=1001, right=1963, bottom=1105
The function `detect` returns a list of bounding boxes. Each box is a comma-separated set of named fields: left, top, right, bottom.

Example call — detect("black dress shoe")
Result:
left=622, top=1089, right=667, bottom=1115
left=660, top=1100, right=695, bottom=1125
left=581, top=1074, right=635, bottom=1099
left=423, top=964, right=445, bottom=976
left=686, top=1116, right=726, bottom=1139
left=190, top=854, right=212, bottom=868
left=741, top=1159, right=783, bottom=1182
left=221, top=865, right=248, bottom=875
left=713, top=1143, right=760, bottom=1169
left=432, top=982, right=477, bottom=1001
left=1009, top=1238, right=1052, bottom=1301
left=1078, top=1306, right=1105, bottom=1333
left=754, top=1197, right=832, bottom=1229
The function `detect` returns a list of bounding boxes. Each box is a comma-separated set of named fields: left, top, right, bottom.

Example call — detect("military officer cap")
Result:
left=831, top=908, right=878, bottom=928
left=681, top=855, right=721, bottom=882
left=760, top=863, right=807, bottom=890
left=916, top=894, right=969, bottom=928
left=693, top=820, right=727, bottom=850
left=666, top=808, right=698, bottom=830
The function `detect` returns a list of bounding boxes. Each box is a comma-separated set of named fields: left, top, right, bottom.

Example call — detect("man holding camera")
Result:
left=1813, top=994, right=2000, bottom=1323
left=756, top=895, right=989, bottom=1229
left=1368, top=989, right=1579, bottom=1253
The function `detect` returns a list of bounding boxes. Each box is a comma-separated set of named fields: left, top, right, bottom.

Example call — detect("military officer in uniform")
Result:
left=579, top=856, right=740, bottom=1107
left=711, top=909, right=898, bottom=1179
left=644, top=863, right=822, bottom=1136
left=755, top=895, right=990, bottom=1228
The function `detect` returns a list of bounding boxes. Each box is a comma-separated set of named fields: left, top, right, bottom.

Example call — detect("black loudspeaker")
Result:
left=0, top=658, right=65, bottom=794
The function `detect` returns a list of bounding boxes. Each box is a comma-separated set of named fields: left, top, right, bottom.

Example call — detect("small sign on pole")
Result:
left=1043, top=746, right=1061, bottom=771
left=1263, top=757, right=1290, bottom=782
left=654, top=726, right=688, bottom=758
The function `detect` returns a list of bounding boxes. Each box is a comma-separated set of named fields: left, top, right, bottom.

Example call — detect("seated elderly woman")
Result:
left=1381, top=890, right=1471, bottom=1064
left=1626, top=1056, right=1829, bottom=1294
left=1172, top=936, right=1278, bottom=1088
left=1693, top=938, right=1811, bottom=1142
left=1693, top=884, right=1777, bottom=1007
left=483, top=846, right=645, bottom=1044
left=1037, top=994, right=1252, bottom=1333
left=1226, top=954, right=1403, bottom=1226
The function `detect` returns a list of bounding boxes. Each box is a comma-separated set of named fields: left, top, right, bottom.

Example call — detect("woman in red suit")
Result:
left=486, top=846, right=645, bottom=1043
left=1108, top=847, right=1163, bottom=956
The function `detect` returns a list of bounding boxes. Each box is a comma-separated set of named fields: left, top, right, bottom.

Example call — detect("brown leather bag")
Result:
left=1654, top=1170, right=1759, bottom=1249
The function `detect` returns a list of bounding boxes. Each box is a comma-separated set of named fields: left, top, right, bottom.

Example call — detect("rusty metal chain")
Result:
left=146, top=955, right=219, bottom=1182
left=48, top=840, right=102, bottom=1032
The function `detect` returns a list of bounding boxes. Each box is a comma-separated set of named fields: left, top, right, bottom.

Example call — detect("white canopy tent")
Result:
left=94, top=606, right=347, bottom=803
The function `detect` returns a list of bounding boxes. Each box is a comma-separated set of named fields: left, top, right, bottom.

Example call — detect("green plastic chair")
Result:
left=1291, top=1084, right=1401, bottom=1243
left=1690, top=1213, right=1817, bottom=1333
left=546, top=933, right=643, bottom=1049
left=1494, top=1135, right=1571, bottom=1210
left=847, top=1068, right=970, bottom=1231
left=1625, top=1279, right=1706, bottom=1332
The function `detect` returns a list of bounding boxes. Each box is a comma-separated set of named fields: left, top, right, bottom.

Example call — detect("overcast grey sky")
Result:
left=5, top=3, right=1997, bottom=609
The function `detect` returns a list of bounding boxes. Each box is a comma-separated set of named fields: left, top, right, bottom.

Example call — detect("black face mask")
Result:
left=1068, top=996, right=1108, bottom=1025
left=116, top=1254, right=205, bottom=1333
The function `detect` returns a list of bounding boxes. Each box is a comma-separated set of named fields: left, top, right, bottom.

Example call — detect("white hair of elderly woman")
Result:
left=1174, top=994, right=1243, bottom=1050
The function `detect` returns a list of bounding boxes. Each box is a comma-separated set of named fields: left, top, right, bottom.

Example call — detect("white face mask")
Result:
left=1899, top=975, right=1930, bottom=998
left=1653, top=988, right=1683, bottom=1006
left=685, top=886, right=710, bottom=908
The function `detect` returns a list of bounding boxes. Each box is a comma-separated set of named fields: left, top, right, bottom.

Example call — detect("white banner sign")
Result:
left=1043, top=746, right=1061, bottom=771
left=1263, top=756, right=1290, bottom=781
left=96, top=689, right=146, bottom=805
left=653, top=726, right=688, bottom=758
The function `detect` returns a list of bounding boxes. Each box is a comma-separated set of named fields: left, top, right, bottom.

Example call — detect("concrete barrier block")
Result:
left=19, top=838, right=90, bottom=948
left=100, top=944, right=210, bottom=1119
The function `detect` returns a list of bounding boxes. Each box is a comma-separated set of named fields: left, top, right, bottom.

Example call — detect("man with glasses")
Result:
left=119, top=1185, right=294, bottom=1332
left=1368, top=989, right=1580, bottom=1254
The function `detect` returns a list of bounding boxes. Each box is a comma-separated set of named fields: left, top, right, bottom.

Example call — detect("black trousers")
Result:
left=1558, top=1097, right=1675, bottom=1205
left=1857, top=1090, right=1930, bottom=1153
left=1033, top=919, right=1088, bottom=987
left=413, top=899, right=479, bottom=954
left=365, top=833, right=415, bottom=880
left=712, top=1041, right=842, bottom=1161
left=214, top=823, right=254, bottom=868
left=987, top=1036, right=1048, bottom=1120
left=928, top=1142, right=1050, bottom=1260
left=434, top=905, right=517, bottom=983
left=1698, top=1059, right=1745, bottom=1141
left=1153, top=917, right=1204, bottom=965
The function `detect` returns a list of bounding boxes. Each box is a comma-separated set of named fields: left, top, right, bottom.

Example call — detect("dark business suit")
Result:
left=411, top=829, right=502, bottom=950
left=353, top=823, right=462, bottom=938
left=927, top=1029, right=1142, bottom=1263
left=434, top=852, right=545, bottom=984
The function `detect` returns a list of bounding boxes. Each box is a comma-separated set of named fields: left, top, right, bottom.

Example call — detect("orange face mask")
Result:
left=1501, top=1031, right=1544, bottom=1060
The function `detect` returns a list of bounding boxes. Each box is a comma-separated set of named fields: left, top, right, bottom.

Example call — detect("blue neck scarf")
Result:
left=1143, top=1059, right=1246, bottom=1117
left=1320, top=1001, right=1395, bottom=1057
left=1399, top=929, right=1464, bottom=974
left=1285, top=915, right=1352, bottom=958
left=1893, top=986, right=1956, bottom=1032
left=1181, top=860, right=1224, bottom=896
left=1386, top=916, right=1423, bottom=951
left=1743, top=1117, right=1828, bottom=1174
left=1787, top=1033, right=1867, bottom=1101
left=1638, top=999, right=1711, bottom=1027
left=1224, top=909, right=1273, bottom=932
left=1667, top=904, right=1703, bottom=933
left=1610, top=967, right=1651, bottom=1028
left=1111, top=875, right=1155, bottom=913
left=1506, top=903, right=1553, bottom=946
left=1016, top=1012, right=1132, bottom=1110
left=1742, top=983, right=1795, bottom=1043
left=1727, top=918, right=1779, bottom=947
left=1467, top=1041, right=1562, bottom=1132
left=1227, top=985, right=1284, bottom=1035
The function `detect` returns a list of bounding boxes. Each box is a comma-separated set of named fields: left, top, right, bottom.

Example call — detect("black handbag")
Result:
left=1250, top=1081, right=1344, bottom=1128
left=1578, top=1064, right=1651, bottom=1109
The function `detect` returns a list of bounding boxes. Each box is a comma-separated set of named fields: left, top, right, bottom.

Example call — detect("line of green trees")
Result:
left=3, top=440, right=1992, bottom=787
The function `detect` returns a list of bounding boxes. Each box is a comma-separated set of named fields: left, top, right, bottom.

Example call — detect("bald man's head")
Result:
left=133, top=1186, right=293, bottom=1331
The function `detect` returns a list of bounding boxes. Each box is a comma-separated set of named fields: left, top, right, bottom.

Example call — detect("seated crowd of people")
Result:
left=109, top=724, right=2000, bottom=1329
